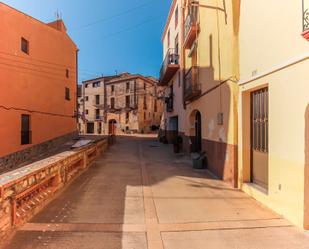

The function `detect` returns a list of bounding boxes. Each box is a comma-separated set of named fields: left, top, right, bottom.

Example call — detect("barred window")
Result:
left=251, top=88, right=268, bottom=153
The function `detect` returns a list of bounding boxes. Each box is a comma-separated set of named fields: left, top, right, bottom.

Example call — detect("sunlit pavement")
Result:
left=4, top=135, right=309, bottom=249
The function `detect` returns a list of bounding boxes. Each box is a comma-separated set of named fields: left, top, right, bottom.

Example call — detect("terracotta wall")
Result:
left=0, top=3, right=78, bottom=157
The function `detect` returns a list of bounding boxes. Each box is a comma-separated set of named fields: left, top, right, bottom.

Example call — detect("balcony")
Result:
left=184, top=66, right=201, bottom=102
left=302, top=0, right=309, bottom=40
left=184, top=14, right=199, bottom=49
left=159, top=48, right=180, bottom=86
left=94, top=115, right=103, bottom=121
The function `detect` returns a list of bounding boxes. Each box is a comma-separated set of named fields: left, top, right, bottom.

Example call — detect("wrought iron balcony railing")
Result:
left=159, top=48, right=179, bottom=85
left=303, top=0, right=309, bottom=32
left=184, top=66, right=201, bottom=101
left=303, top=0, right=309, bottom=40
left=184, top=11, right=199, bottom=49
left=94, top=115, right=103, bottom=120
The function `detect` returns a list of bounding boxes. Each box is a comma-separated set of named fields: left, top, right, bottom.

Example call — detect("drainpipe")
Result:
left=182, top=0, right=187, bottom=110
left=76, top=49, right=79, bottom=133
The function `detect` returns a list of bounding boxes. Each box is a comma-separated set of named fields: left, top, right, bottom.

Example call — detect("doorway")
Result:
left=195, top=111, right=202, bottom=152
left=87, top=122, right=94, bottom=134
left=109, top=119, right=117, bottom=135
left=251, top=88, right=269, bottom=189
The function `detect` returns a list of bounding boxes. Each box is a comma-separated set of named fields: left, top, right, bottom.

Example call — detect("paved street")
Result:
left=5, top=135, right=309, bottom=249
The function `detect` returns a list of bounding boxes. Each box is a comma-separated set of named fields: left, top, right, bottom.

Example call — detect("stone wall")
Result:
left=0, top=138, right=109, bottom=240
left=0, top=132, right=78, bottom=174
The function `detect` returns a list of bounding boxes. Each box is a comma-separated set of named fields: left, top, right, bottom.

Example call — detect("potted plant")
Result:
left=173, top=136, right=183, bottom=153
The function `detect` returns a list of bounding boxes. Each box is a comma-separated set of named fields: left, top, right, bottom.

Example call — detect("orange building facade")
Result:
left=0, top=4, right=78, bottom=167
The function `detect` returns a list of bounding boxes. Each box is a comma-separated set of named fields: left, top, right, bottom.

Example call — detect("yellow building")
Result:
left=160, top=0, right=239, bottom=186
left=159, top=0, right=185, bottom=143
left=238, top=0, right=309, bottom=229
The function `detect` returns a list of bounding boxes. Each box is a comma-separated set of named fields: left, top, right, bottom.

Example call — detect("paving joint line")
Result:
left=139, top=141, right=164, bottom=249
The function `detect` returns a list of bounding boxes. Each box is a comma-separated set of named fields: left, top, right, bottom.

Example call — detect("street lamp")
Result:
left=302, top=0, right=309, bottom=40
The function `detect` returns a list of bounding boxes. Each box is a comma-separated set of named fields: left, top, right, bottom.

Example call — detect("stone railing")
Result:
left=0, top=138, right=109, bottom=239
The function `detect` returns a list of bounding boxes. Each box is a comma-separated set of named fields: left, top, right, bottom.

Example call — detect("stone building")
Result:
left=0, top=3, right=78, bottom=171
left=160, top=0, right=239, bottom=187
left=79, top=73, right=163, bottom=135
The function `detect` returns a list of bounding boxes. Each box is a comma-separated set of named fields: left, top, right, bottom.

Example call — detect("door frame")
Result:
left=250, top=87, right=269, bottom=189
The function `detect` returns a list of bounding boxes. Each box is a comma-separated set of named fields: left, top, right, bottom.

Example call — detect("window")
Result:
left=143, top=95, right=147, bottom=110
left=126, top=82, right=130, bottom=92
left=111, top=97, right=115, bottom=109
left=95, top=95, right=100, bottom=105
left=21, top=114, right=31, bottom=145
left=65, top=87, right=70, bottom=100
left=175, top=34, right=179, bottom=55
left=93, top=81, right=100, bottom=88
left=154, top=99, right=158, bottom=112
left=85, top=84, right=88, bottom=88
left=175, top=6, right=178, bottom=28
left=167, top=30, right=170, bottom=48
left=95, top=109, right=100, bottom=120
left=126, top=112, right=129, bottom=124
left=111, top=85, right=115, bottom=94
left=85, top=109, right=89, bottom=115
left=66, top=69, right=69, bottom=78
left=126, top=95, right=130, bottom=108
left=85, top=96, right=89, bottom=101
left=21, top=38, right=29, bottom=54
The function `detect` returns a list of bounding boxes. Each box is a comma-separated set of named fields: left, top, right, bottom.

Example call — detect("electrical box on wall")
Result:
left=217, top=112, right=224, bottom=125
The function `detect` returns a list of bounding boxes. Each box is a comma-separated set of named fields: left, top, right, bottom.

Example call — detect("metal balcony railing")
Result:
left=159, top=48, right=179, bottom=83
left=94, top=115, right=103, bottom=120
left=184, top=12, right=198, bottom=40
left=303, top=0, right=309, bottom=32
left=184, top=66, right=201, bottom=101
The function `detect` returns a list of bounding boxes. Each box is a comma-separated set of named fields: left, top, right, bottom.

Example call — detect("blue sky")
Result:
left=2, top=0, right=172, bottom=82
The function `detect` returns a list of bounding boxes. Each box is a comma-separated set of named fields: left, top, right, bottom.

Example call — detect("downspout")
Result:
left=182, top=0, right=187, bottom=110
left=76, top=49, right=79, bottom=133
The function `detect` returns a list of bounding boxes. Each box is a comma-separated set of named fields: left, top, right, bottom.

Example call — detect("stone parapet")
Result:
left=0, top=137, right=109, bottom=239
left=0, top=132, right=78, bottom=174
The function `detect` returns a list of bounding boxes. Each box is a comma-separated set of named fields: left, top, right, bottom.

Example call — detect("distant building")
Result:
left=78, top=73, right=163, bottom=135
left=0, top=3, right=78, bottom=169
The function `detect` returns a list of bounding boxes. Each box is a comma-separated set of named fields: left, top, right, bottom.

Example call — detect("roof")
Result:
left=0, top=3, right=77, bottom=49
left=82, top=73, right=158, bottom=85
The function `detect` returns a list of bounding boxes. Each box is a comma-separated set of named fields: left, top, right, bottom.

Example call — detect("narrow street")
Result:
left=5, top=136, right=309, bottom=249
